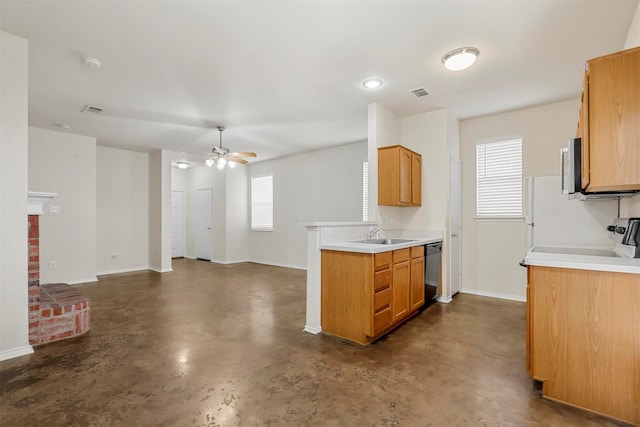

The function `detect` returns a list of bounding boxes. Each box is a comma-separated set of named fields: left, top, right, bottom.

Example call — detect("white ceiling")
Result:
left=1, top=0, right=637, bottom=164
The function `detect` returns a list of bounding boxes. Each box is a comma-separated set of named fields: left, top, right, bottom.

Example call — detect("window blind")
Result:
left=362, top=161, right=369, bottom=222
left=251, top=175, right=273, bottom=231
left=476, top=138, right=522, bottom=216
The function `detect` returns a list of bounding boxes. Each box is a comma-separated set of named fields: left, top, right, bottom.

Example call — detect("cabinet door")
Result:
left=392, top=260, right=410, bottom=321
left=580, top=68, right=590, bottom=190
left=587, top=47, right=640, bottom=191
left=411, top=153, right=422, bottom=206
left=399, top=148, right=412, bottom=204
left=410, top=256, right=425, bottom=312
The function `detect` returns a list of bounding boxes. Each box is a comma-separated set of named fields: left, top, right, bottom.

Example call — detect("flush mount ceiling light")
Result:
left=441, top=47, right=479, bottom=71
left=176, top=161, right=189, bottom=170
left=55, top=123, right=71, bottom=129
left=81, top=56, right=102, bottom=69
left=362, top=78, right=383, bottom=89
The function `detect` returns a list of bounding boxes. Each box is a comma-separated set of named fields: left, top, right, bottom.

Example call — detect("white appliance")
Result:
left=523, top=176, right=618, bottom=254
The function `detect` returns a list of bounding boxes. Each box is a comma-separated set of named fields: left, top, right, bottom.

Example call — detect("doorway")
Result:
left=171, top=191, right=185, bottom=258
left=449, top=157, right=461, bottom=296
left=196, top=188, right=213, bottom=261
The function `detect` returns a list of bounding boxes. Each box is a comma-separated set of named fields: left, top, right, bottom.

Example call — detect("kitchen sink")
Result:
left=353, top=238, right=417, bottom=245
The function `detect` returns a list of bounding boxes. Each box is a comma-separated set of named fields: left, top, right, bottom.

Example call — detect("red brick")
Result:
left=41, top=308, right=51, bottom=317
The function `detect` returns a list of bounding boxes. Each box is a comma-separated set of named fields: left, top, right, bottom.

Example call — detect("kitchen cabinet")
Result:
left=526, top=265, right=640, bottom=425
left=410, top=246, right=425, bottom=311
left=321, top=245, right=426, bottom=345
left=378, top=145, right=422, bottom=206
left=578, top=46, right=640, bottom=192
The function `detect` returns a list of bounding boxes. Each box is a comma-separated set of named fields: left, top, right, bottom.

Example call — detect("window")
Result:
left=476, top=138, right=522, bottom=217
left=251, top=175, right=273, bottom=231
left=362, top=161, right=369, bottom=222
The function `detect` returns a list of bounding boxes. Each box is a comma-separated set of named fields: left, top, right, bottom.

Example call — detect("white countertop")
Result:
left=320, top=236, right=442, bottom=254
left=523, top=246, right=640, bottom=274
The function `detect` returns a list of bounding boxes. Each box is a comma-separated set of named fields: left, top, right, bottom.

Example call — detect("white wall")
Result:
left=624, top=1, right=640, bottom=49
left=460, top=98, right=580, bottom=300
left=28, top=127, right=97, bottom=285
left=149, top=150, right=172, bottom=272
left=0, top=31, right=31, bottom=360
left=248, top=141, right=367, bottom=269
left=97, top=146, right=150, bottom=274
left=621, top=1, right=640, bottom=217
left=225, top=167, right=249, bottom=263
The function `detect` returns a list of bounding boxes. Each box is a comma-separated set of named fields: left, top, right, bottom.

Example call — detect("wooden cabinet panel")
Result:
left=392, top=260, right=410, bottom=321
left=410, top=256, right=425, bottom=312
left=374, top=269, right=391, bottom=292
left=411, top=153, right=422, bottom=205
left=321, top=246, right=425, bottom=345
left=580, top=69, right=590, bottom=190
left=527, top=266, right=640, bottom=425
left=581, top=46, right=640, bottom=192
left=375, top=251, right=392, bottom=271
left=378, top=145, right=422, bottom=206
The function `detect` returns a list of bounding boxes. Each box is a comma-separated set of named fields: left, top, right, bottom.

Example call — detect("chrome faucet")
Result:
left=367, top=227, right=383, bottom=240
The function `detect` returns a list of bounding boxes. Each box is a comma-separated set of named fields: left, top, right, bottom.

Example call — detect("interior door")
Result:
left=195, top=188, right=212, bottom=261
left=171, top=191, right=185, bottom=258
left=449, top=157, right=461, bottom=295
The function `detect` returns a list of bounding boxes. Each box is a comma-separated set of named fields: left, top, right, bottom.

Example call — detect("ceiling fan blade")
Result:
left=227, top=156, right=248, bottom=164
left=227, top=152, right=256, bottom=158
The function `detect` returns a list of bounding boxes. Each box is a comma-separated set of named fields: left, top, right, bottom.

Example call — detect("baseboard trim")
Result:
left=249, top=260, right=307, bottom=270
left=96, top=267, right=151, bottom=277
left=303, top=325, right=322, bottom=335
left=67, top=277, right=99, bottom=285
left=460, top=288, right=526, bottom=302
left=149, top=267, right=173, bottom=273
left=210, top=258, right=250, bottom=265
left=0, top=345, right=34, bottom=362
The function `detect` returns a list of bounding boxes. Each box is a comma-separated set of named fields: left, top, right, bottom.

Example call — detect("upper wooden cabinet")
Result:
left=378, top=145, right=422, bottom=206
left=578, top=46, right=640, bottom=192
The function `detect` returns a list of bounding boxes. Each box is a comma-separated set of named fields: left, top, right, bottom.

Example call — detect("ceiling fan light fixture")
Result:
left=362, top=78, right=383, bottom=89
left=228, top=160, right=236, bottom=169
left=205, top=158, right=215, bottom=167
left=217, top=157, right=227, bottom=170
left=176, top=161, right=189, bottom=170
left=441, top=47, right=479, bottom=71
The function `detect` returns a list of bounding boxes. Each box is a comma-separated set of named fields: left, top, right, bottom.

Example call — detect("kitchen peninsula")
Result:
left=302, top=222, right=442, bottom=342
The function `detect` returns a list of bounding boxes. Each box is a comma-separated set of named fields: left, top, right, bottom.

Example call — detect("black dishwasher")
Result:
left=424, top=242, right=442, bottom=304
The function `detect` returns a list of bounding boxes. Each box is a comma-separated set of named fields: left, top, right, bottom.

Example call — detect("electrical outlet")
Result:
left=112, top=253, right=120, bottom=260
left=49, top=205, right=60, bottom=213
left=49, top=261, right=57, bottom=269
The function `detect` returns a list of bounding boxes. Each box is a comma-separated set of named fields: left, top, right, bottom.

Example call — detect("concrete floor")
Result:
left=0, top=259, right=624, bottom=426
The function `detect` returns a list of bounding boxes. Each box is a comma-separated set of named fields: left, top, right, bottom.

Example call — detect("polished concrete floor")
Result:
left=0, top=259, right=624, bottom=426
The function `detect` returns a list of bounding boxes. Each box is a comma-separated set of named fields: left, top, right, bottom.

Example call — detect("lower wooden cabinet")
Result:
left=526, top=266, right=640, bottom=425
left=321, top=246, right=426, bottom=345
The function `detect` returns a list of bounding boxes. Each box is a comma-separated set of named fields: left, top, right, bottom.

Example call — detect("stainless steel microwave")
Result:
left=560, top=138, right=638, bottom=200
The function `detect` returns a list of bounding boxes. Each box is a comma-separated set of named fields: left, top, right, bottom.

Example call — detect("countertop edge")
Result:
left=320, top=237, right=443, bottom=254
left=522, top=256, right=640, bottom=274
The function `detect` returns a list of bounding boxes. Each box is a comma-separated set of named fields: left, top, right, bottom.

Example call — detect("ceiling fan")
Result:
left=205, top=126, right=257, bottom=170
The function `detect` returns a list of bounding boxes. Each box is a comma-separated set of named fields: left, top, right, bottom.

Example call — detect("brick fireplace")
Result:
left=28, top=192, right=90, bottom=346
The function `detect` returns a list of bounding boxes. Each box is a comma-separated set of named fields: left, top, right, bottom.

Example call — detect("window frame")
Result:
left=250, top=174, right=274, bottom=231
left=475, top=138, right=524, bottom=220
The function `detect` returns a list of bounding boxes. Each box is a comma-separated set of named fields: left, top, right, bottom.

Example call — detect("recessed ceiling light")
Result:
left=176, top=161, right=189, bottom=170
left=362, top=78, right=383, bottom=89
left=441, top=47, right=479, bottom=71
left=55, top=123, right=71, bottom=129
left=81, top=56, right=102, bottom=69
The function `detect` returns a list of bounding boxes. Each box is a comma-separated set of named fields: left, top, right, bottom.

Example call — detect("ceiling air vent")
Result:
left=409, top=87, right=429, bottom=98
left=81, top=105, right=103, bottom=115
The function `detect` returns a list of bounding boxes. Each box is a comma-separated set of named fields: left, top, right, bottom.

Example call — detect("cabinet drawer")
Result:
left=374, top=307, right=393, bottom=334
left=411, top=245, right=424, bottom=258
left=393, top=248, right=410, bottom=263
left=375, top=251, right=392, bottom=271
left=374, top=287, right=392, bottom=311
left=374, top=269, right=391, bottom=292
